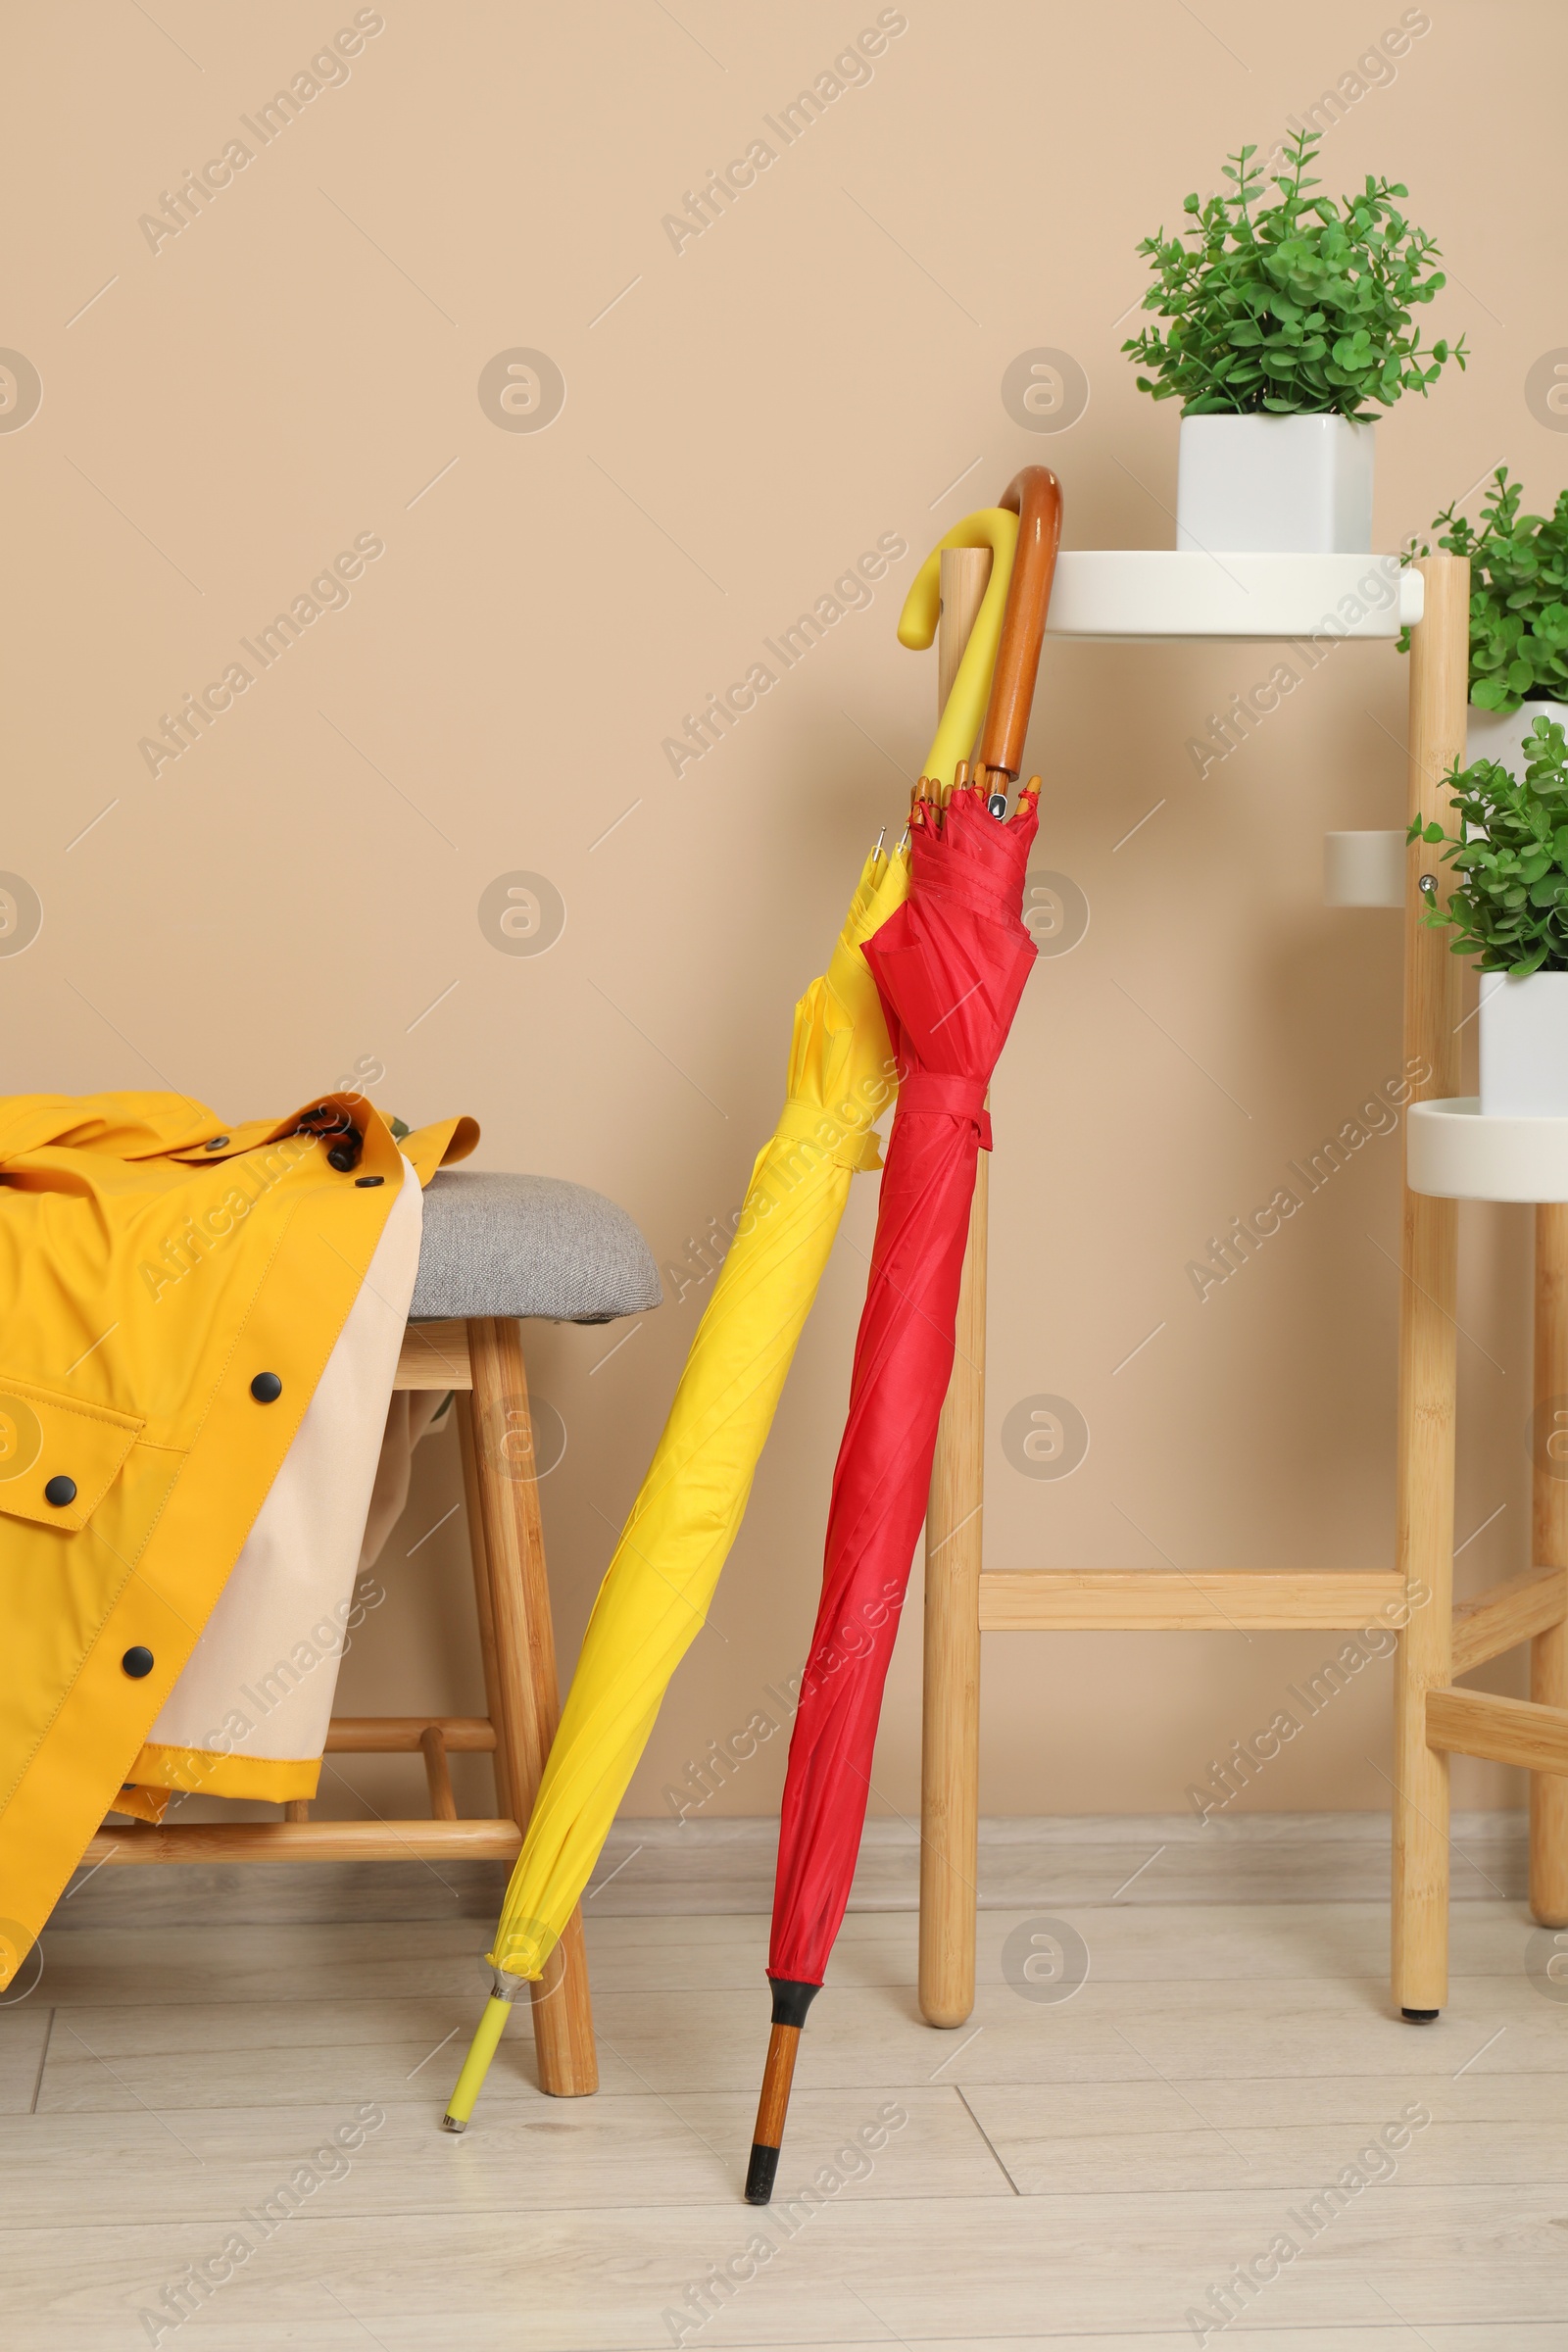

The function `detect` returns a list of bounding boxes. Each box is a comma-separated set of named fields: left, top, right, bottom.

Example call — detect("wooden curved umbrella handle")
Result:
left=975, top=466, right=1061, bottom=783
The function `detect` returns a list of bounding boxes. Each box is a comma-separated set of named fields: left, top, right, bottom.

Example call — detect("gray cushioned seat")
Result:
left=410, top=1170, right=662, bottom=1325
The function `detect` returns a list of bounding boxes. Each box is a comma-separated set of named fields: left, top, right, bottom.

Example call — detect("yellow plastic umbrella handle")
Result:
left=898, top=508, right=1020, bottom=785
left=442, top=1990, right=515, bottom=2132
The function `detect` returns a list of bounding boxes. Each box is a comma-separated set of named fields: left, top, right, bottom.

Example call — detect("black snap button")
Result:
left=355, top=1174, right=385, bottom=1188
left=43, top=1475, right=77, bottom=1508
left=250, top=1372, right=283, bottom=1403
left=204, top=1136, right=229, bottom=1152
left=327, top=1145, right=358, bottom=1172
left=122, top=1646, right=155, bottom=1679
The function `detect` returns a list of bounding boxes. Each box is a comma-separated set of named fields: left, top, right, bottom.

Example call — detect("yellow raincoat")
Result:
left=0, top=1092, right=475, bottom=1970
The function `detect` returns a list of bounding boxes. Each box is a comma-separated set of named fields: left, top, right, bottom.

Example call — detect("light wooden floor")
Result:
left=4, top=1890, right=1567, bottom=2348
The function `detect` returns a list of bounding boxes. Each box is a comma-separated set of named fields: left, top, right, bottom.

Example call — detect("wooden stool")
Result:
left=81, top=1168, right=664, bottom=2095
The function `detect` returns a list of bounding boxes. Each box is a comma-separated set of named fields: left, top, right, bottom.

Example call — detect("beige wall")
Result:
left=6, top=0, right=1558, bottom=1827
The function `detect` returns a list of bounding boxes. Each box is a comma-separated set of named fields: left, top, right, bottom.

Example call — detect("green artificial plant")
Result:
left=1410, top=716, right=1568, bottom=973
left=1400, top=468, right=1568, bottom=710
left=1123, top=128, right=1464, bottom=416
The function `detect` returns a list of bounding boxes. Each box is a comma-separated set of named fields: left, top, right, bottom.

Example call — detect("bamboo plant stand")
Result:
left=920, top=548, right=1568, bottom=2032
left=80, top=1315, right=598, bottom=2095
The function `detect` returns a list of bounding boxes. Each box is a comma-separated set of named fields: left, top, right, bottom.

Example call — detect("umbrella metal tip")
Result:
left=744, top=2140, right=781, bottom=2204
left=441, top=2112, right=468, bottom=2133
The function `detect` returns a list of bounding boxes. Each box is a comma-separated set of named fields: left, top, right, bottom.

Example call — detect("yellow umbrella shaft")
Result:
left=442, top=1994, right=513, bottom=2132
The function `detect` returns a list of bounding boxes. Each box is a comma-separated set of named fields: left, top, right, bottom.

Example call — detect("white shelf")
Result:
left=1045, top=552, right=1422, bottom=643
left=1407, top=1097, right=1568, bottom=1203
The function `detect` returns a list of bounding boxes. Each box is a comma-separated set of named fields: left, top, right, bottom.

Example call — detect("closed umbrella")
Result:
left=442, top=503, right=1021, bottom=2131
left=746, top=467, right=1061, bottom=2203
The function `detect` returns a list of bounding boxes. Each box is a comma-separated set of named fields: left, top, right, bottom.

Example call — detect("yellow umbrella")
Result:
left=443, top=502, right=1018, bottom=2130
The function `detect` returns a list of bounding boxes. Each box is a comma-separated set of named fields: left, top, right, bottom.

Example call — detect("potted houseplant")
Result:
left=1401, top=467, right=1568, bottom=776
left=1411, top=717, right=1568, bottom=1115
left=1124, top=128, right=1464, bottom=556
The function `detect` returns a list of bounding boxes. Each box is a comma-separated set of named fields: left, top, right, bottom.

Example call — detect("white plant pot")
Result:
left=1466, top=700, right=1568, bottom=780
left=1175, top=415, right=1375, bottom=555
left=1479, top=972, right=1568, bottom=1117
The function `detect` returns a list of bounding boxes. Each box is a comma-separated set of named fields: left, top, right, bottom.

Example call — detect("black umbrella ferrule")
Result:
left=766, top=1976, right=821, bottom=2030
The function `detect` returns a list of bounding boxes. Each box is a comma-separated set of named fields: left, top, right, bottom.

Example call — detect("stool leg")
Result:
left=1532, top=1206, right=1568, bottom=1929
left=457, top=1394, right=515, bottom=1821
left=920, top=1157, right=986, bottom=2029
left=466, top=1316, right=598, bottom=2095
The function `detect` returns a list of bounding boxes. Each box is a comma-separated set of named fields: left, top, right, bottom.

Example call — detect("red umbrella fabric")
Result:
left=745, top=775, right=1039, bottom=2200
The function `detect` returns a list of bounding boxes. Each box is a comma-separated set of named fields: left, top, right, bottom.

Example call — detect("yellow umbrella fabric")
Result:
left=444, top=503, right=1017, bottom=2129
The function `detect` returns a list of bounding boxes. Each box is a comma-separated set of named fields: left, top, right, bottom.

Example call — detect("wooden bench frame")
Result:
left=919, top=552, right=1568, bottom=2028
left=83, top=1315, right=597, bottom=2095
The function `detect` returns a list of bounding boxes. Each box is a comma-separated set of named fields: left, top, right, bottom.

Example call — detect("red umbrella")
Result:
left=746, top=469, right=1060, bottom=2203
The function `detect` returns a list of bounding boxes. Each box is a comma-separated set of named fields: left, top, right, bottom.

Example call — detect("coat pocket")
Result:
left=0, top=1375, right=144, bottom=1534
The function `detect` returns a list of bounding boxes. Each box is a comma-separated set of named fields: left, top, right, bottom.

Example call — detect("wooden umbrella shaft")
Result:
left=745, top=2023, right=802, bottom=2204
left=746, top=1976, right=818, bottom=2202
